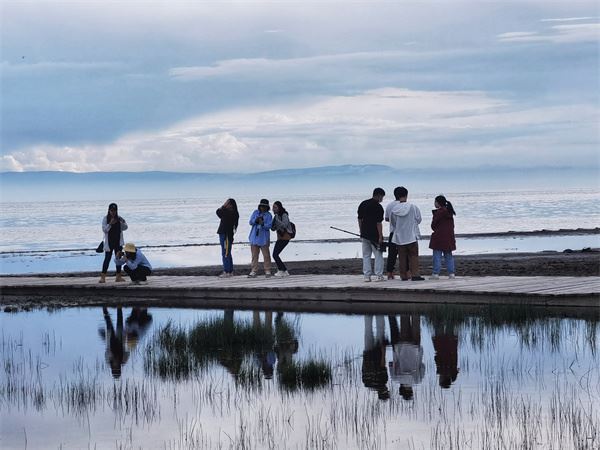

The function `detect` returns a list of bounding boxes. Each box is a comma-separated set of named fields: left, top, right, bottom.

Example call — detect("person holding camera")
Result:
left=271, top=201, right=293, bottom=277
left=115, top=243, right=152, bottom=284
left=100, top=202, right=128, bottom=283
left=248, top=199, right=273, bottom=278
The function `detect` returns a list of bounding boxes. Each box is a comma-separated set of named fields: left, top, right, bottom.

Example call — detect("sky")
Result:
left=1, top=1, right=599, bottom=173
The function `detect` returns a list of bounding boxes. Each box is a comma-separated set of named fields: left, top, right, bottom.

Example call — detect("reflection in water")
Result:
left=362, top=315, right=390, bottom=400
left=98, top=306, right=153, bottom=378
left=389, top=314, right=425, bottom=401
left=2, top=305, right=598, bottom=449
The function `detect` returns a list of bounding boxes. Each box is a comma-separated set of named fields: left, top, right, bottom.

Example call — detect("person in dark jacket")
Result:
left=216, top=198, right=240, bottom=278
left=271, top=201, right=293, bottom=277
left=429, top=195, right=456, bottom=279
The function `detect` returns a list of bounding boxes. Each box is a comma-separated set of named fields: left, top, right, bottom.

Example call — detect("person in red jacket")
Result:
left=429, top=195, right=456, bottom=279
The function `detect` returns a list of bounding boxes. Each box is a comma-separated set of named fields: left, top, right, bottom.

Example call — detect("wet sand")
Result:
left=7, top=249, right=599, bottom=278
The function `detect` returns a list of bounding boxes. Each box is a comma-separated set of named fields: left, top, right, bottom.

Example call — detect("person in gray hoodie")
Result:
left=389, top=187, right=425, bottom=281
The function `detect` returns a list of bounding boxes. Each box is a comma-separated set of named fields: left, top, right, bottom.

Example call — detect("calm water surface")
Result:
left=1, top=305, right=598, bottom=449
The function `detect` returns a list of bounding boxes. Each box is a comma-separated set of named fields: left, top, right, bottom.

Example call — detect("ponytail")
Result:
left=435, top=195, right=456, bottom=216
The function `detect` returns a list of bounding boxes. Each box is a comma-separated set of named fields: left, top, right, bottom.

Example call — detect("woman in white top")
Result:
left=100, top=202, right=128, bottom=283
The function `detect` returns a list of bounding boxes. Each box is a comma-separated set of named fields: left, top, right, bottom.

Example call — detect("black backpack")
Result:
left=288, top=222, right=296, bottom=239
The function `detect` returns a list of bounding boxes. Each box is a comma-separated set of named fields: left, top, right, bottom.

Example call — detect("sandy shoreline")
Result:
left=4, top=249, right=598, bottom=278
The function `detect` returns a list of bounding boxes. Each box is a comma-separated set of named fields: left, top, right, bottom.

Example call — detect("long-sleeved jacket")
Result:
left=271, top=212, right=292, bottom=237
left=102, top=216, right=128, bottom=250
left=248, top=210, right=273, bottom=246
left=216, top=207, right=239, bottom=241
left=115, top=249, right=152, bottom=271
left=390, top=202, right=422, bottom=245
left=429, top=207, right=456, bottom=251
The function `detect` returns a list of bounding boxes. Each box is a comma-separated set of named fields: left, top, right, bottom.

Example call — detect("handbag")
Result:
left=95, top=241, right=104, bottom=253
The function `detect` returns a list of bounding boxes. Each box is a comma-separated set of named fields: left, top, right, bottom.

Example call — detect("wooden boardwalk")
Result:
left=1, top=275, right=599, bottom=311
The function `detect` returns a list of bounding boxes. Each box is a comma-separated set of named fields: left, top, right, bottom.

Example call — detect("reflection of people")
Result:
left=100, top=202, right=128, bottom=283
left=115, top=243, right=152, bottom=284
left=432, top=322, right=459, bottom=388
left=99, top=307, right=130, bottom=378
left=125, top=307, right=153, bottom=351
left=362, top=315, right=389, bottom=400
left=274, top=312, right=299, bottom=369
left=253, top=311, right=276, bottom=379
left=388, top=315, right=425, bottom=400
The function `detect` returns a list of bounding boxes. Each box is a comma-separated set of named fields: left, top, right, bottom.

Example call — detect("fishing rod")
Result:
left=330, top=226, right=388, bottom=252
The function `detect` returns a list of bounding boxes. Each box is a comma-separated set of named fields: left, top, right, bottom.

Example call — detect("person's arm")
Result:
left=263, top=212, right=273, bottom=229
left=377, top=222, right=383, bottom=243
left=249, top=210, right=258, bottom=226
left=114, top=252, right=126, bottom=266
left=120, top=217, right=128, bottom=231
left=414, top=206, right=422, bottom=225
left=216, top=208, right=223, bottom=218
left=102, top=216, right=111, bottom=233
left=280, top=213, right=290, bottom=231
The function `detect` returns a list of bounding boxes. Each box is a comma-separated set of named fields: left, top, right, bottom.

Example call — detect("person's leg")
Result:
left=272, top=240, right=286, bottom=271
left=362, top=239, right=373, bottom=278
left=123, top=265, right=133, bottom=280
left=408, top=242, right=420, bottom=277
left=132, top=266, right=151, bottom=281
left=432, top=250, right=442, bottom=275
left=113, top=248, right=122, bottom=274
left=261, top=245, right=271, bottom=274
left=250, top=245, right=260, bottom=274
left=227, top=240, right=234, bottom=273
left=397, top=245, right=409, bottom=280
left=102, top=251, right=112, bottom=273
left=386, top=233, right=398, bottom=277
left=219, top=234, right=227, bottom=272
left=373, top=245, right=384, bottom=277
left=445, top=251, right=455, bottom=275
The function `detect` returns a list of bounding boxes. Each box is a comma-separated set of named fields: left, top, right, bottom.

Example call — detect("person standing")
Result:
left=390, top=187, right=425, bottom=281
left=357, top=188, right=386, bottom=282
left=429, top=195, right=457, bottom=279
left=385, top=187, right=404, bottom=280
left=100, top=202, right=127, bottom=283
left=216, top=198, right=240, bottom=278
left=248, top=199, right=273, bottom=278
left=271, top=201, right=293, bottom=277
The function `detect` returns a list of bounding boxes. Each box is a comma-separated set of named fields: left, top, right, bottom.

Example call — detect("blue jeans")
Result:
left=219, top=234, right=234, bottom=273
left=432, top=250, right=455, bottom=275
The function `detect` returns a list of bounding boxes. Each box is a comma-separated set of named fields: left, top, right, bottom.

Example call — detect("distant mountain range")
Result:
left=1, top=165, right=597, bottom=202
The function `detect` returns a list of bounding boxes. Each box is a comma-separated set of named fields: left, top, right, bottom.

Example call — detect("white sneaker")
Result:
left=373, top=275, right=386, bottom=282
left=247, top=272, right=257, bottom=278
left=282, top=270, right=290, bottom=277
left=274, top=271, right=283, bottom=277
left=218, top=272, right=230, bottom=278
left=364, top=276, right=372, bottom=282
left=448, top=273, right=456, bottom=279
left=430, top=274, right=439, bottom=280
left=265, top=272, right=272, bottom=278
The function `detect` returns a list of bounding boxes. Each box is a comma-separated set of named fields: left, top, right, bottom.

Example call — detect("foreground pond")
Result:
left=1, top=304, right=598, bottom=449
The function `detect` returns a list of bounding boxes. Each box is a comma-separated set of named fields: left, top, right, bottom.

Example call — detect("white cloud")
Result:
left=498, top=22, right=600, bottom=43
left=2, top=87, right=596, bottom=172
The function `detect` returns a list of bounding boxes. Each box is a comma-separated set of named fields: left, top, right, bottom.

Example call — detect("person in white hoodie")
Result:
left=389, top=187, right=425, bottom=281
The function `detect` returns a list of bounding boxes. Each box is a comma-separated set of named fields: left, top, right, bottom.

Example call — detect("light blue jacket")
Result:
left=248, top=210, right=273, bottom=246
left=115, top=249, right=152, bottom=271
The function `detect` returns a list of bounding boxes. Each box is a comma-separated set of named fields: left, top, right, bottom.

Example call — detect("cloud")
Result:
left=498, top=22, right=600, bottom=43
left=2, top=87, right=597, bottom=172
left=0, top=60, right=125, bottom=75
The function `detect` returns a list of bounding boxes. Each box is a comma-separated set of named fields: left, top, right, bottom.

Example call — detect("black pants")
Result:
left=272, top=240, right=289, bottom=271
left=386, top=233, right=398, bottom=272
left=102, top=247, right=122, bottom=274
left=123, top=265, right=152, bottom=281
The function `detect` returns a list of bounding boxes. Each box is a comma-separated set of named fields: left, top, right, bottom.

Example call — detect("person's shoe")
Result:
left=387, top=272, right=395, bottom=280
left=99, top=273, right=106, bottom=284
left=247, top=272, right=257, bottom=278
left=274, top=271, right=284, bottom=277
left=373, top=275, right=386, bottom=282
left=430, top=274, right=439, bottom=280
left=411, top=276, right=425, bottom=281
left=115, top=274, right=125, bottom=282
left=448, top=273, right=456, bottom=279
left=282, top=270, right=290, bottom=277
left=218, top=272, right=230, bottom=278
left=364, top=276, right=372, bottom=282
left=131, top=280, right=141, bottom=285
left=265, top=272, right=272, bottom=278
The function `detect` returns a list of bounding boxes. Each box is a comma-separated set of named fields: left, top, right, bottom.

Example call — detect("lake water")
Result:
left=1, top=305, right=598, bottom=449
left=1, top=188, right=599, bottom=274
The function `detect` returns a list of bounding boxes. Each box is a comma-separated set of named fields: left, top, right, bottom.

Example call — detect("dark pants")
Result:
left=102, top=247, right=122, bottom=274
left=123, top=265, right=151, bottom=281
left=386, top=233, right=397, bottom=272
left=219, top=233, right=234, bottom=273
left=398, top=241, right=420, bottom=279
left=273, top=239, right=289, bottom=271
